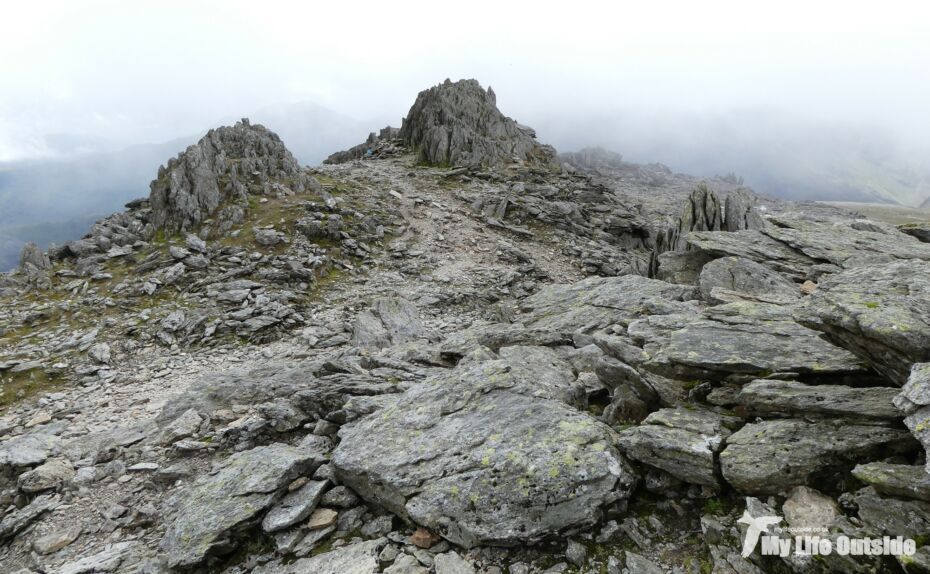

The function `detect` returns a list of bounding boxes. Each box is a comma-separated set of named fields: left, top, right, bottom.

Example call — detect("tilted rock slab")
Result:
left=720, top=419, right=914, bottom=495
left=333, top=346, right=636, bottom=548
left=738, top=379, right=900, bottom=421
left=160, top=443, right=322, bottom=568
left=796, top=260, right=930, bottom=385
left=518, top=275, right=695, bottom=336
left=698, top=256, right=799, bottom=305
left=634, top=302, right=866, bottom=381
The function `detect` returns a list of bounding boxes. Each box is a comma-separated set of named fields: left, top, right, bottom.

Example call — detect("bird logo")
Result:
left=737, top=510, right=783, bottom=557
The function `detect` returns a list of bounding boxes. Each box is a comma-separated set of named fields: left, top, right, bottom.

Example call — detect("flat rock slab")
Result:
left=352, top=296, right=426, bottom=349
left=160, top=443, right=319, bottom=568
left=852, top=462, right=930, bottom=502
left=518, top=275, right=695, bottom=335
left=333, top=346, right=636, bottom=548
left=720, top=420, right=914, bottom=495
left=687, top=229, right=818, bottom=280
left=618, top=407, right=740, bottom=487
left=760, top=217, right=930, bottom=269
left=0, top=423, right=64, bottom=474
left=634, top=302, right=865, bottom=380
left=262, top=480, right=328, bottom=533
left=796, top=260, right=930, bottom=385
left=253, top=538, right=385, bottom=574
left=738, top=379, right=900, bottom=420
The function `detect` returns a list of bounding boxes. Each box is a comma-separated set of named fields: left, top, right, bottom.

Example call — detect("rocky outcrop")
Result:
left=333, top=346, right=636, bottom=548
left=7, top=78, right=930, bottom=573
left=797, top=260, right=930, bottom=385
left=398, top=79, right=556, bottom=168
left=149, top=118, right=310, bottom=235
left=656, top=184, right=764, bottom=253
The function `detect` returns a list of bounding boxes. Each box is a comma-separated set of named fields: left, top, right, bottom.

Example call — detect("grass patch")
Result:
left=0, top=367, right=67, bottom=409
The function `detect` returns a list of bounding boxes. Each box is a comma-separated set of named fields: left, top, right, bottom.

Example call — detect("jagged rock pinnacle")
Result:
left=398, top=78, right=556, bottom=168
left=149, top=119, right=308, bottom=236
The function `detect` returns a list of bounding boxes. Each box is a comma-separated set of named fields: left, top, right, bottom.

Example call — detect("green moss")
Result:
left=702, top=497, right=729, bottom=516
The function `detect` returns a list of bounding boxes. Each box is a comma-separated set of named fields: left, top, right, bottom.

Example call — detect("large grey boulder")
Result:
left=698, top=256, right=799, bottom=304
left=796, top=260, right=930, bottom=385
left=399, top=79, right=556, bottom=168
left=159, top=443, right=322, bottom=568
left=618, top=407, right=740, bottom=488
left=333, top=346, right=636, bottom=547
left=149, top=119, right=308, bottom=235
left=738, top=379, right=900, bottom=421
left=719, top=419, right=914, bottom=495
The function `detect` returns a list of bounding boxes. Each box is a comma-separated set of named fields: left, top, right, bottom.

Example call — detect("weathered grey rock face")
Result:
left=738, top=379, right=900, bottom=421
left=352, top=297, right=427, bottom=349
left=719, top=419, right=914, bottom=494
left=894, top=363, right=930, bottom=471
left=900, top=222, right=930, bottom=243
left=655, top=185, right=764, bottom=254
left=796, top=260, right=930, bottom=385
left=635, top=302, right=866, bottom=381
left=518, top=275, right=695, bottom=335
left=398, top=79, right=556, bottom=168
left=689, top=216, right=930, bottom=282
left=160, top=443, right=321, bottom=568
left=698, top=256, right=799, bottom=305
left=253, top=538, right=385, bottom=574
left=853, top=487, right=930, bottom=539
left=19, top=242, right=50, bottom=271
left=852, top=462, right=930, bottom=502
left=618, top=407, right=740, bottom=487
left=149, top=119, right=306, bottom=235
left=333, top=346, right=635, bottom=548
left=687, top=229, right=819, bottom=281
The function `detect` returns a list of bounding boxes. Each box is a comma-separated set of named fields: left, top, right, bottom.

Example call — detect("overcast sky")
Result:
left=2, top=0, right=929, bottom=162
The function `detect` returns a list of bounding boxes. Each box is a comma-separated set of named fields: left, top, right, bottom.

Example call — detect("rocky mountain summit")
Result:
left=2, top=79, right=930, bottom=573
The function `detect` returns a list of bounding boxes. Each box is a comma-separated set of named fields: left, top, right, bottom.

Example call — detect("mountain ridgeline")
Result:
left=1, top=79, right=930, bottom=573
